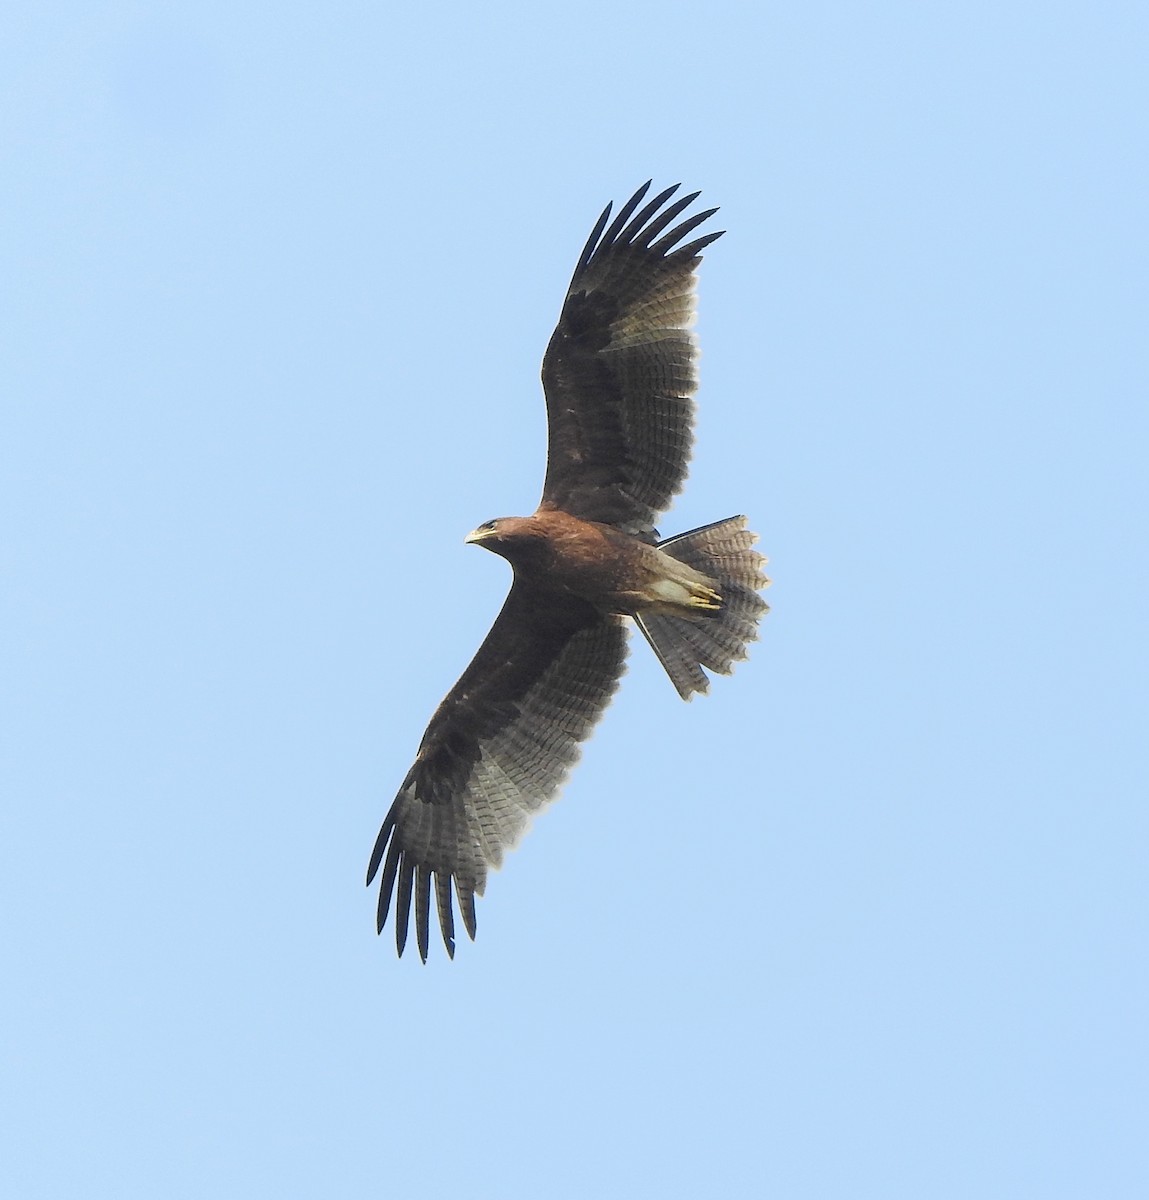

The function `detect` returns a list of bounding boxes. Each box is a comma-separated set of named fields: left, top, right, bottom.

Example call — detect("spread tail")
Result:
left=636, top=515, right=770, bottom=700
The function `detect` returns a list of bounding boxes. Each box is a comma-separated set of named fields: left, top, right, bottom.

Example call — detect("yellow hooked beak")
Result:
left=464, top=525, right=497, bottom=545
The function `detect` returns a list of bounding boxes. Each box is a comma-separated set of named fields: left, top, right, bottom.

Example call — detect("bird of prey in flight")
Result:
left=368, top=182, right=769, bottom=960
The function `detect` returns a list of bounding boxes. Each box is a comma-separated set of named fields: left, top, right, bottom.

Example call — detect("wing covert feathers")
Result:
left=540, top=182, right=724, bottom=535
left=368, top=585, right=629, bottom=960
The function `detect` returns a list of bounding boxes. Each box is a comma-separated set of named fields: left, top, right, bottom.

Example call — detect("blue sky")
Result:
left=3, top=2, right=1146, bottom=1196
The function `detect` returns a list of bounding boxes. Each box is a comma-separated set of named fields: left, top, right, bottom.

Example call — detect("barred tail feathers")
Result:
left=636, top=515, right=770, bottom=700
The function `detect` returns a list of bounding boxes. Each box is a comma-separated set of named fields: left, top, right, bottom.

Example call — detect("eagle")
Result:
left=368, top=182, right=769, bottom=960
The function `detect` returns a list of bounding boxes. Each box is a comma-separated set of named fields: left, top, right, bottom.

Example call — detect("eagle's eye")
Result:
left=478, top=520, right=498, bottom=533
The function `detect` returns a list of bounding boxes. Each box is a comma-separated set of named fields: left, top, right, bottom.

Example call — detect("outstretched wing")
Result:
left=368, top=583, right=628, bottom=961
left=539, top=182, right=723, bottom=535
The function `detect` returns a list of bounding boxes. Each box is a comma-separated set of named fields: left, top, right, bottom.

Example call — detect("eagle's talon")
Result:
left=689, top=585, right=723, bottom=611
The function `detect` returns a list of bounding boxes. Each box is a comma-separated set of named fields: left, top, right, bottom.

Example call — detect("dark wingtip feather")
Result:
left=634, top=190, right=701, bottom=249
left=569, top=183, right=721, bottom=289
left=651, top=207, right=722, bottom=257
left=673, top=229, right=725, bottom=262
left=574, top=201, right=613, bottom=277
left=618, top=183, right=682, bottom=247
left=435, top=873, right=456, bottom=960
left=415, top=864, right=432, bottom=964
left=458, top=885, right=478, bottom=942
left=373, top=830, right=402, bottom=933
left=365, top=810, right=394, bottom=885
left=394, top=857, right=414, bottom=958
left=599, top=180, right=655, bottom=252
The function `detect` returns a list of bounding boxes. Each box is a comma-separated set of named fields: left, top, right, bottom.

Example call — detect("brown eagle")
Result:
left=368, top=182, right=769, bottom=960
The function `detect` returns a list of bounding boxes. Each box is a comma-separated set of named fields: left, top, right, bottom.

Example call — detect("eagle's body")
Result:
left=468, top=512, right=721, bottom=617
left=368, top=183, right=770, bottom=960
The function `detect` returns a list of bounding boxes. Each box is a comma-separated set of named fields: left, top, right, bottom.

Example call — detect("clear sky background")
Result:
left=3, top=3, right=1146, bottom=1197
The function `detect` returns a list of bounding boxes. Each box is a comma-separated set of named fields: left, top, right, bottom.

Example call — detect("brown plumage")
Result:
left=368, top=182, right=770, bottom=960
